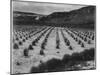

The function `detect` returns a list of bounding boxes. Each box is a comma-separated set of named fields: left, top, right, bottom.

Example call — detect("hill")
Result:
left=13, top=6, right=96, bottom=29
left=39, top=6, right=96, bottom=29
left=13, top=11, right=46, bottom=25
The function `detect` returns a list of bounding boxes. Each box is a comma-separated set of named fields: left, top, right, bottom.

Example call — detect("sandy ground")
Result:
left=12, top=26, right=95, bottom=74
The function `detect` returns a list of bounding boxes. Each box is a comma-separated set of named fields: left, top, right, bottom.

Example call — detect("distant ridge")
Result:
left=13, top=11, right=45, bottom=16
left=13, top=6, right=96, bottom=29
left=39, top=6, right=96, bottom=29
left=13, top=11, right=46, bottom=25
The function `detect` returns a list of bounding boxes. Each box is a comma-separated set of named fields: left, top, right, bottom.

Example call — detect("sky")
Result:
left=12, top=0, right=88, bottom=15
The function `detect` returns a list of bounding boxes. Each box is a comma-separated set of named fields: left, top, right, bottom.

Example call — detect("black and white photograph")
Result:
left=11, top=0, right=96, bottom=74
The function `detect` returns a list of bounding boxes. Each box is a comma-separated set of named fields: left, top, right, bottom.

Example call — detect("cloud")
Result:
left=12, top=1, right=88, bottom=15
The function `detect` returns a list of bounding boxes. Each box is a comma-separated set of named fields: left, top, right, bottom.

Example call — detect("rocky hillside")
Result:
left=13, top=11, right=45, bottom=25
left=13, top=6, right=96, bottom=29
left=39, top=6, right=96, bottom=29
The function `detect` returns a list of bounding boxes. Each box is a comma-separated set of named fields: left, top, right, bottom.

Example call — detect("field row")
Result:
left=12, top=26, right=95, bottom=74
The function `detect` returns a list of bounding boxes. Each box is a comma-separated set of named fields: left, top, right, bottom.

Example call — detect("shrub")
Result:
left=56, top=43, right=60, bottom=49
left=41, top=43, right=45, bottom=50
left=69, top=46, right=73, bottom=50
left=92, top=36, right=94, bottom=40
left=19, top=41, right=23, bottom=45
left=81, top=43, right=85, bottom=47
left=75, top=38, right=78, bottom=42
left=71, top=48, right=95, bottom=61
left=62, top=48, right=95, bottom=65
left=16, top=37, right=19, bottom=41
left=30, top=67, right=40, bottom=73
left=56, top=29, right=60, bottom=49
left=78, top=40, right=81, bottom=44
left=44, top=58, right=63, bottom=71
left=20, top=36, right=22, bottom=39
left=28, top=35, right=31, bottom=38
left=88, top=40, right=91, bottom=44
left=40, top=50, right=45, bottom=55
left=13, top=43, right=19, bottom=49
left=22, top=39, right=25, bottom=42
left=26, top=37, right=28, bottom=40
left=32, top=41, right=36, bottom=46
left=28, top=45, right=34, bottom=50
left=62, top=54, right=71, bottom=63
left=23, top=48, right=29, bottom=57
left=16, top=61, right=21, bottom=66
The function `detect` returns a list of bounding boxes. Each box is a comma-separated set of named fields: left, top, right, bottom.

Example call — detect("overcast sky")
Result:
left=12, top=0, right=88, bottom=15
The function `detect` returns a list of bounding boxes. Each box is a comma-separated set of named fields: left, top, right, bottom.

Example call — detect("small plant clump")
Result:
left=13, top=43, right=19, bottom=49
left=40, top=50, right=45, bottom=55
left=19, top=41, right=23, bottom=45
left=69, top=46, right=73, bottom=50
left=23, top=39, right=26, bottom=42
left=28, top=45, right=34, bottom=50
left=23, top=48, right=29, bottom=57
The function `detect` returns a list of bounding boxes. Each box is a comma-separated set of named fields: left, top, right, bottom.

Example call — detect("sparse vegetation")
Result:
left=19, top=41, right=23, bottom=45
left=30, top=48, right=95, bottom=73
left=23, top=48, right=29, bottom=57
left=56, top=28, right=60, bottom=49
left=28, top=45, right=34, bottom=50
left=13, top=43, right=19, bottom=49
left=13, top=25, right=95, bottom=74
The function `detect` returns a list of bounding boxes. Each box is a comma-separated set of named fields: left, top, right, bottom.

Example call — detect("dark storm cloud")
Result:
left=12, top=1, right=88, bottom=15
